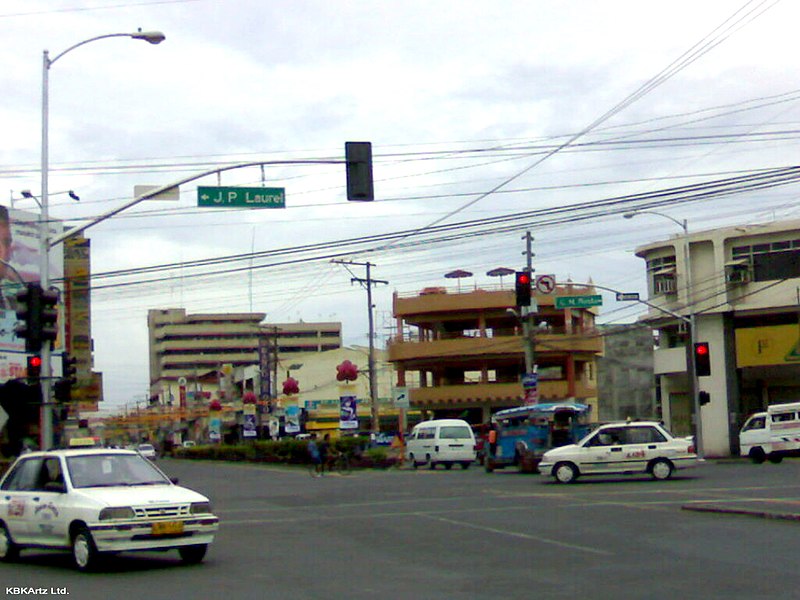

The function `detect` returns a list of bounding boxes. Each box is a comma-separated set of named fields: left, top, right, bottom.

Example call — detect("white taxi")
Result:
left=0, top=448, right=218, bottom=571
left=538, top=421, right=698, bottom=483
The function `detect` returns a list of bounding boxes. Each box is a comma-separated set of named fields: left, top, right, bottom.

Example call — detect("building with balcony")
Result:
left=147, top=308, right=341, bottom=405
left=387, top=282, right=603, bottom=424
left=634, top=218, right=800, bottom=457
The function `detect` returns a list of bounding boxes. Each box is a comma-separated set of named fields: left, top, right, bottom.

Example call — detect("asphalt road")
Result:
left=2, top=458, right=800, bottom=600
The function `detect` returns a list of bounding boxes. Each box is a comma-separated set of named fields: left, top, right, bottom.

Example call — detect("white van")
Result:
left=406, top=419, right=476, bottom=470
left=739, top=402, right=800, bottom=463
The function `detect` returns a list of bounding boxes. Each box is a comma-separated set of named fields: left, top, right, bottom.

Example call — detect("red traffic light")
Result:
left=516, top=272, right=531, bottom=285
left=28, top=355, right=42, bottom=369
left=695, top=343, right=709, bottom=356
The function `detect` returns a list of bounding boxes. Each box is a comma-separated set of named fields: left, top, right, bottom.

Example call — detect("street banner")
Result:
left=209, top=414, right=221, bottom=442
left=243, top=403, right=257, bottom=438
left=285, top=405, right=300, bottom=434
left=340, top=395, right=358, bottom=429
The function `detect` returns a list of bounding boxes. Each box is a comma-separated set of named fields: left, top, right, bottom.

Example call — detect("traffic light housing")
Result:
left=27, top=354, right=42, bottom=383
left=62, top=354, right=78, bottom=385
left=698, top=391, right=711, bottom=405
left=515, top=271, right=532, bottom=307
left=693, top=342, right=711, bottom=377
left=14, top=283, right=59, bottom=352
left=345, top=141, right=374, bottom=201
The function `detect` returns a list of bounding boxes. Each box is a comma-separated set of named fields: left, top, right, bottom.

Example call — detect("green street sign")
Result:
left=197, top=186, right=285, bottom=208
left=555, top=294, right=603, bottom=309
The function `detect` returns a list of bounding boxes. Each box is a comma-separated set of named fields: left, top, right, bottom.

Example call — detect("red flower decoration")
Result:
left=282, top=377, right=300, bottom=395
left=209, top=400, right=222, bottom=411
left=242, top=392, right=257, bottom=404
left=336, top=360, right=359, bottom=382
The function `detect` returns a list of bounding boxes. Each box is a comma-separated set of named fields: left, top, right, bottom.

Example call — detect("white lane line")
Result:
left=416, top=513, right=613, bottom=556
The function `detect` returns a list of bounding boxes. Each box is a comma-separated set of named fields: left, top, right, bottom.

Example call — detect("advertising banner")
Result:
left=736, top=325, right=800, bottom=367
left=285, top=405, right=300, bottom=434
left=339, top=395, right=358, bottom=429
left=0, top=207, right=64, bottom=375
left=243, top=403, right=257, bottom=438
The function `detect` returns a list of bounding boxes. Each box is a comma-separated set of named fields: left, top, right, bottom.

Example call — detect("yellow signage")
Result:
left=735, top=325, right=800, bottom=367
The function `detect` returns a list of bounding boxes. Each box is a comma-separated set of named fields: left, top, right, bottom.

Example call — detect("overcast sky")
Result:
left=2, top=0, right=799, bottom=412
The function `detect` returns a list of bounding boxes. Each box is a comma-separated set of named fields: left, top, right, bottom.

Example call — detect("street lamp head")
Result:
left=131, top=30, right=166, bottom=45
left=622, top=212, right=637, bottom=220
left=21, top=190, right=35, bottom=199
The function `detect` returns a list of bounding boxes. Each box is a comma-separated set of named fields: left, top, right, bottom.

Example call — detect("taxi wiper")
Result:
left=133, top=481, right=170, bottom=486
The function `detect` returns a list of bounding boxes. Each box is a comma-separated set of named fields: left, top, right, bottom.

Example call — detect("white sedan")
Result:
left=0, top=448, right=218, bottom=571
left=539, top=421, right=699, bottom=483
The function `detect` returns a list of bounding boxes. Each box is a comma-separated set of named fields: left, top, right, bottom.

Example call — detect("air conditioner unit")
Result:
left=725, top=264, right=751, bottom=284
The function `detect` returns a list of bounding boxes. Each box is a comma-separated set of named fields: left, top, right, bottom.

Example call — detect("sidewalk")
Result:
left=682, top=498, right=800, bottom=522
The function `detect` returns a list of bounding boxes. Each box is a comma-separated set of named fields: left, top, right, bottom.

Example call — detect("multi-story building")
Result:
left=634, top=218, right=800, bottom=457
left=147, top=309, right=341, bottom=405
left=387, top=282, right=603, bottom=423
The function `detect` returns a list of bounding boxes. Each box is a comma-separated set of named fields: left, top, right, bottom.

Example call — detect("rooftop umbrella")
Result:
left=444, top=269, right=473, bottom=292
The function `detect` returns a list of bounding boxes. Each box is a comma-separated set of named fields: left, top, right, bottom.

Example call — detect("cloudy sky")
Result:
left=2, top=0, right=799, bottom=412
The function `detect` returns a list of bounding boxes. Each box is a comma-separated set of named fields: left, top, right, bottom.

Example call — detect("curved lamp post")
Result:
left=38, top=30, right=165, bottom=449
left=624, top=210, right=703, bottom=458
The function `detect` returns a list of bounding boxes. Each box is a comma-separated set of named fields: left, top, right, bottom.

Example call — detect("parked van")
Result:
left=406, top=419, right=476, bottom=470
left=739, top=402, right=800, bottom=463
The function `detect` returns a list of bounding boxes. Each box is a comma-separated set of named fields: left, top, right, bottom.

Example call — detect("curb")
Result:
left=681, top=504, right=800, bottom=522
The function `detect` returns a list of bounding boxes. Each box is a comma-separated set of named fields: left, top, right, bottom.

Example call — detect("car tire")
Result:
left=409, top=454, right=419, bottom=469
left=179, top=544, right=208, bottom=564
left=554, top=462, right=578, bottom=484
left=460, top=462, right=471, bottom=470
left=749, top=447, right=766, bottom=464
left=649, top=458, right=674, bottom=481
left=0, top=523, right=19, bottom=562
left=72, top=526, right=99, bottom=572
left=768, top=453, right=784, bottom=464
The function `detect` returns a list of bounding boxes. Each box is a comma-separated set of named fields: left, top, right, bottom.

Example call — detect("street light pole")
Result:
left=38, top=30, right=165, bottom=449
left=623, top=210, right=703, bottom=457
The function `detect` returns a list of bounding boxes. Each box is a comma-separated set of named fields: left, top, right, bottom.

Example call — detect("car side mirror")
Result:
left=170, top=477, right=179, bottom=485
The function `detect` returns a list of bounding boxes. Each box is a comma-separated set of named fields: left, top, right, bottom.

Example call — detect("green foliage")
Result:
left=170, top=435, right=401, bottom=468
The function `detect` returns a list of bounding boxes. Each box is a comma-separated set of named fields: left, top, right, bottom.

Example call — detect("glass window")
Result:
left=438, top=426, right=472, bottom=440
left=623, top=426, right=667, bottom=444
left=67, top=454, right=170, bottom=488
left=743, top=416, right=766, bottom=431
left=771, top=412, right=797, bottom=423
left=0, top=458, right=43, bottom=491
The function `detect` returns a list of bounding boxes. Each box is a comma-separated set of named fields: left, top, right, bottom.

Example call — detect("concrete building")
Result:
left=596, top=324, right=656, bottom=422
left=634, top=218, right=800, bottom=457
left=147, top=308, right=341, bottom=405
left=388, top=281, right=603, bottom=424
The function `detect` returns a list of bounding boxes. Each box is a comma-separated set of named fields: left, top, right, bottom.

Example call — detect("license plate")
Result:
left=152, top=521, right=184, bottom=535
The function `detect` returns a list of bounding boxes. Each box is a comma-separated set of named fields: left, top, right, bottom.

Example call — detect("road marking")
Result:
left=416, top=513, right=612, bottom=556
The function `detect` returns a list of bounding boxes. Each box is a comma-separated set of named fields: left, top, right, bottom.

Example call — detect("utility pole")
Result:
left=522, top=231, right=536, bottom=375
left=334, top=260, right=388, bottom=433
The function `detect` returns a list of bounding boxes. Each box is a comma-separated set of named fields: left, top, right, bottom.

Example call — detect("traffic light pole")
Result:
left=521, top=232, right=536, bottom=376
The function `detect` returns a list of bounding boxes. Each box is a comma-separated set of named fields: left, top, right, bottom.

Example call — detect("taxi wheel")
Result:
left=460, top=462, right=471, bottom=470
left=179, top=544, right=208, bottom=564
left=0, top=524, right=19, bottom=562
left=650, top=459, right=674, bottom=481
left=554, top=462, right=578, bottom=484
left=72, top=527, right=99, bottom=572
left=768, top=453, right=784, bottom=464
left=444, top=462, right=453, bottom=470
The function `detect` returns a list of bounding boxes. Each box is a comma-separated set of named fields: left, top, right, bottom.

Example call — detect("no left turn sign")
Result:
left=535, top=274, right=556, bottom=294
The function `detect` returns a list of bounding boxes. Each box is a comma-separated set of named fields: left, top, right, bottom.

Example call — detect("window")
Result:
left=624, top=426, right=667, bottom=444
left=730, top=240, right=800, bottom=282
left=743, top=416, right=766, bottom=431
left=771, top=412, right=797, bottom=423
left=438, top=426, right=472, bottom=440
left=0, top=458, right=43, bottom=491
left=416, top=428, right=436, bottom=440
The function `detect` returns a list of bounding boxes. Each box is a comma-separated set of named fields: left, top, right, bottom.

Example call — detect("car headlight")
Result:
left=190, top=501, right=212, bottom=515
left=99, top=507, right=135, bottom=521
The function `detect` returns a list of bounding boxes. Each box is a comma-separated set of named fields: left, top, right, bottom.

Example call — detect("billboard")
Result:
left=0, top=207, right=64, bottom=377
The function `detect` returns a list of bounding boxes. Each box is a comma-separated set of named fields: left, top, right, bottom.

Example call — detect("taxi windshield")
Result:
left=66, top=453, right=170, bottom=488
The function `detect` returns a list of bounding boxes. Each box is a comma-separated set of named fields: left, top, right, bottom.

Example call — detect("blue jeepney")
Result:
left=485, top=403, right=592, bottom=473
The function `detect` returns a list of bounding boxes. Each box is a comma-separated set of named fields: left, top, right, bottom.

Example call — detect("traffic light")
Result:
left=345, top=141, right=374, bottom=201
left=27, top=354, right=42, bottom=383
left=14, top=283, right=59, bottom=352
left=54, top=379, right=72, bottom=403
left=62, top=354, right=78, bottom=385
left=39, top=287, right=59, bottom=347
left=698, top=391, right=711, bottom=406
left=515, top=271, right=532, bottom=307
left=693, top=342, right=711, bottom=377
left=15, top=283, right=43, bottom=352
